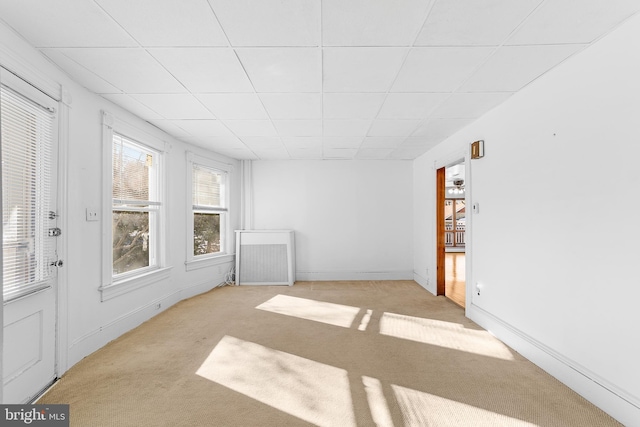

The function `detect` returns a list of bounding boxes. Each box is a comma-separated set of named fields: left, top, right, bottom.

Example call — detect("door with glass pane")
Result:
left=2, top=70, right=59, bottom=403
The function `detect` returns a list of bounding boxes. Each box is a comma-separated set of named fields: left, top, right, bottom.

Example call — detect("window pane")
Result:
left=194, top=213, right=220, bottom=256
left=113, top=211, right=150, bottom=275
left=113, top=134, right=152, bottom=202
left=193, top=167, right=222, bottom=207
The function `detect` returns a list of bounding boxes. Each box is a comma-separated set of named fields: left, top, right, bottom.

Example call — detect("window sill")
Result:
left=99, top=266, right=172, bottom=302
left=185, top=253, right=235, bottom=272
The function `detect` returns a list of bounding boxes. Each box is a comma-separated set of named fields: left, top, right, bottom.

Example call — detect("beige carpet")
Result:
left=39, top=281, right=620, bottom=427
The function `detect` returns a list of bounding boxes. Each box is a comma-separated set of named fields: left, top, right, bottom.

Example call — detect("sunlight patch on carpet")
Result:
left=362, top=376, right=394, bottom=427
left=256, top=294, right=361, bottom=328
left=196, top=335, right=356, bottom=427
left=392, top=384, right=538, bottom=427
left=380, top=312, right=514, bottom=360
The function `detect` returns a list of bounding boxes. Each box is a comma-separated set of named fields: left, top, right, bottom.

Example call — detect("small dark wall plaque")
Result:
left=471, top=140, right=484, bottom=159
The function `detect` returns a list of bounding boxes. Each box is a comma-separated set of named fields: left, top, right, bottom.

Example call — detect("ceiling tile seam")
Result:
left=352, top=0, right=443, bottom=155
left=90, top=0, right=144, bottom=49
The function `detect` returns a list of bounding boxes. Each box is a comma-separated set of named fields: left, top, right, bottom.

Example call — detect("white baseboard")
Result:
left=467, top=304, right=640, bottom=427
left=295, top=270, right=413, bottom=281
left=413, top=271, right=434, bottom=294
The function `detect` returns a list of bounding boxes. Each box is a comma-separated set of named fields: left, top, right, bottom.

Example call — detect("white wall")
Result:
left=413, top=14, right=640, bottom=426
left=251, top=160, right=413, bottom=280
left=0, top=21, right=241, bottom=375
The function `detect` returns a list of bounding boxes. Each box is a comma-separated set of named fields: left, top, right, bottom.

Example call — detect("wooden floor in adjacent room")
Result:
left=445, top=252, right=465, bottom=307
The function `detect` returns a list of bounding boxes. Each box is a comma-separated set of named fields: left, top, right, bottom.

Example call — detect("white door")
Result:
left=1, top=70, right=59, bottom=403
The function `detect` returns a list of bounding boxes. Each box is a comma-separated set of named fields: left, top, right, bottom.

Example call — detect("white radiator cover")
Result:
left=235, top=230, right=295, bottom=286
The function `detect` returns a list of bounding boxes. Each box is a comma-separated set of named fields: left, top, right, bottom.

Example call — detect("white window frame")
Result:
left=100, top=111, right=170, bottom=301
left=185, top=152, right=233, bottom=271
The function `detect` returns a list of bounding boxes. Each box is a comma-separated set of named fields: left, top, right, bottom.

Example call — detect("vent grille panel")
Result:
left=240, top=244, right=288, bottom=283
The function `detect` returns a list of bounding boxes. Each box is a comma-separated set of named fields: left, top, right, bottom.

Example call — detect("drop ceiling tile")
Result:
left=282, top=137, right=323, bottom=149
left=322, top=0, right=432, bottom=46
left=273, top=120, right=323, bottom=137
left=215, top=147, right=258, bottom=160
left=322, top=137, right=364, bottom=149
left=260, top=94, right=322, bottom=119
left=209, top=0, right=320, bottom=46
left=402, top=136, right=442, bottom=146
left=507, top=0, right=640, bottom=45
left=323, top=93, right=387, bottom=119
left=360, top=137, right=405, bottom=149
left=58, top=48, right=185, bottom=93
left=149, top=48, right=253, bottom=92
left=377, top=93, right=449, bottom=119
left=410, top=118, right=473, bottom=139
left=323, top=148, right=358, bottom=159
left=431, top=92, right=513, bottom=119
left=146, top=120, right=192, bottom=138
left=101, top=94, right=163, bottom=120
left=289, top=148, right=323, bottom=159
left=166, top=120, right=235, bottom=137
left=415, top=0, right=541, bottom=46
left=196, top=94, right=268, bottom=119
left=223, top=120, right=278, bottom=137
left=391, top=47, right=494, bottom=92
left=368, top=120, right=422, bottom=137
left=323, top=48, right=408, bottom=92
left=241, top=137, right=284, bottom=149
left=41, top=49, right=121, bottom=94
left=131, top=94, right=213, bottom=119
left=96, top=0, right=227, bottom=46
left=323, top=120, right=372, bottom=137
left=356, top=148, right=394, bottom=159
left=0, top=0, right=136, bottom=47
left=460, top=45, right=585, bottom=92
left=253, top=148, right=291, bottom=159
left=390, top=145, right=430, bottom=159
left=237, top=48, right=321, bottom=92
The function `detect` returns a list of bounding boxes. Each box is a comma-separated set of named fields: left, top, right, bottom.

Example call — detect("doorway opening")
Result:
left=436, top=162, right=466, bottom=308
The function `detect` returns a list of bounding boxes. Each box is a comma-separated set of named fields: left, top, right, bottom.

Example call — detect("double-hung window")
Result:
left=186, top=152, right=231, bottom=269
left=101, top=112, right=169, bottom=300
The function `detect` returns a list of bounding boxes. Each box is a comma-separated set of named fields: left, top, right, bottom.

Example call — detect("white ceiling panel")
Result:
left=214, top=147, right=258, bottom=160
left=96, top=0, right=227, bottom=46
left=149, top=48, right=253, bottom=92
left=415, top=0, right=541, bottom=46
left=209, top=0, right=320, bottom=46
left=356, top=148, right=394, bottom=159
left=260, top=93, right=322, bottom=119
left=391, top=47, right=494, bottom=93
left=322, top=137, right=364, bottom=149
left=322, top=0, right=432, bottom=46
left=377, top=93, right=449, bottom=119
left=101, top=94, right=163, bottom=120
left=360, top=137, right=405, bottom=149
left=240, top=137, right=284, bottom=149
left=146, top=120, right=192, bottom=138
left=390, top=145, right=431, bottom=159
left=430, top=92, right=513, bottom=119
left=368, top=119, right=422, bottom=137
left=323, top=48, right=408, bottom=92
left=58, top=48, right=185, bottom=93
left=410, top=118, right=473, bottom=139
left=196, top=93, right=268, bottom=119
left=0, top=0, right=136, bottom=47
left=282, top=137, right=323, bottom=149
left=460, top=44, right=585, bottom=92
left=166, top=120, right=235, bottom=137
left=323, top=120, right=372, bottom=137
left=41, top=49, right=121, bottom=94
left=237, top=48, right=321, bottom=92
left=252, top=148, right=291, bottom=159
left=273, top=120, right=323, bottom=137
left=507, top=0, right=640, bottom=45
left=323, top=93, right=387, bottom=119
left=223, top=120, right=278, bottom=137
left=131, top=94, right=213, bottom=119
left=323, top=148, right=358, bottom=159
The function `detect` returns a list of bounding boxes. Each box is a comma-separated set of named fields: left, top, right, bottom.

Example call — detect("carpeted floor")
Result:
left=39, top=281, right=620, bottom=426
